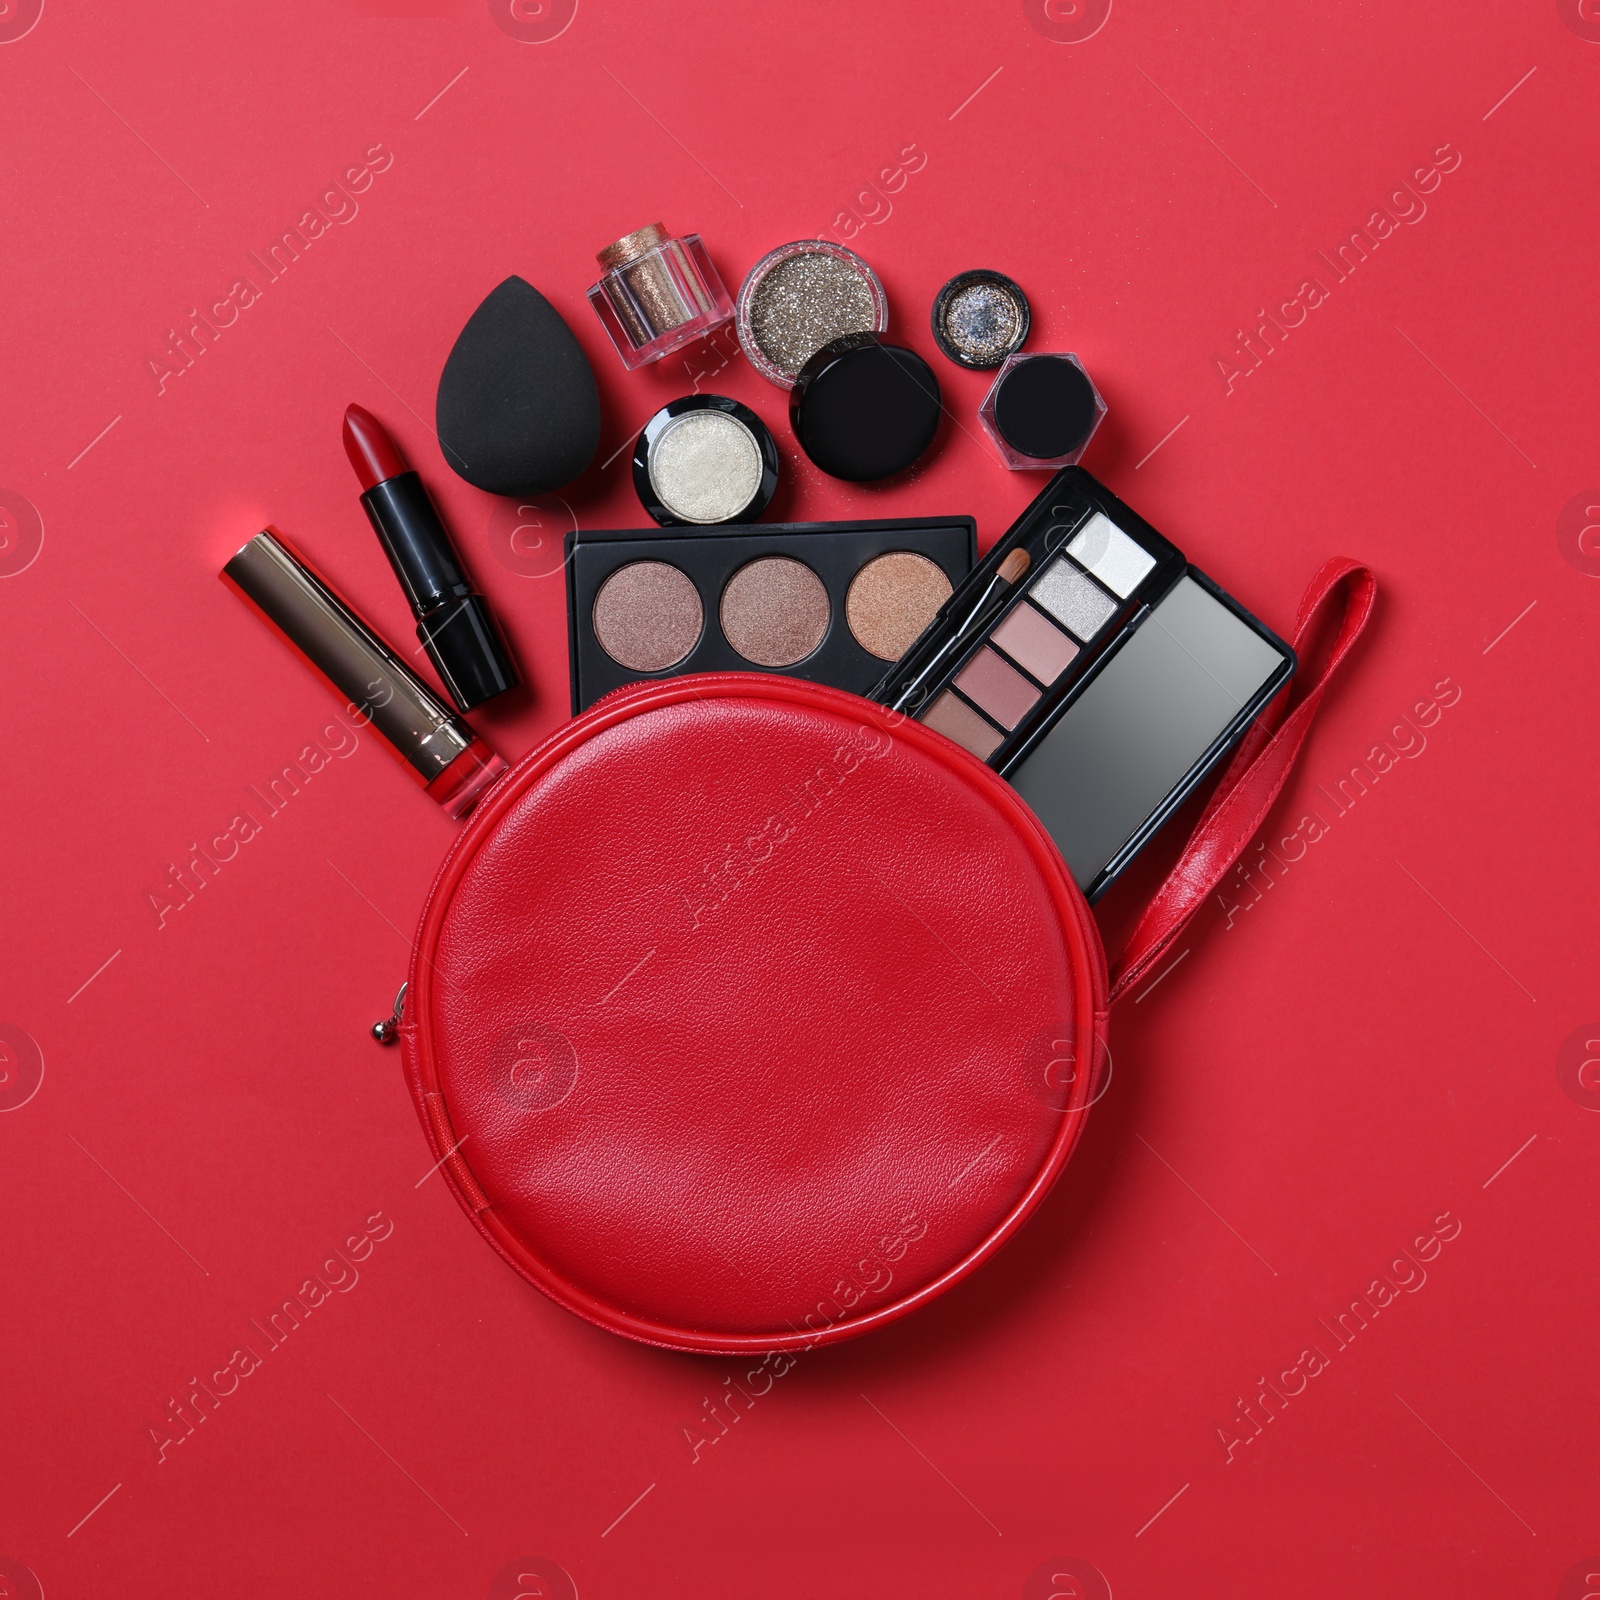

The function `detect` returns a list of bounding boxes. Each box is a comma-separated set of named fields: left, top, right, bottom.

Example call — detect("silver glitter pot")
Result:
left=735, top=241, right=889, bottom=389
left=930, top=269, right=1031, bottom=369
left=632, top=394, right=781, bottom=526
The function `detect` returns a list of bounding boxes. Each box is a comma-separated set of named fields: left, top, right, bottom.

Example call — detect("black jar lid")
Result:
left=992, top=353, right=1100, bottom=459
left=788, top=334, right=943, bottom=482
left=930, top=270, right=1031, bottom=369
left=632, top=394, right=780, bottom=526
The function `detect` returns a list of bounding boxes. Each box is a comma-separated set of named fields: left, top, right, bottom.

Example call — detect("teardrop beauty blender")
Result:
left=436, top=276, right=601, bottom=496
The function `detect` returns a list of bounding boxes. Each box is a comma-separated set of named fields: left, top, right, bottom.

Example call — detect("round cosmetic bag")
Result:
left=395, top=561, right=1372, bottom=1353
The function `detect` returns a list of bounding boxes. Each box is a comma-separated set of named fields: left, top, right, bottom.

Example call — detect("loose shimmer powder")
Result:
left=597, top=224, right=691, bottom=347
left=845, top=551, right=952, bottom=661
left=741, top=245, right=883, bottom=383
left=945, top=283, right=1019, bottom=359
left=720, top=556, right=830, bottom=667
left=931, top=271, right=1031, bottom=369
left=593, top=561, right=703, bottom=672
left=587, top=223, right=735, bottom=370
left=647, top=410, right=764, bottom=525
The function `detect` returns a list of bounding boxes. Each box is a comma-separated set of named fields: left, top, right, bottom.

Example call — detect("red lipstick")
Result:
left=343, top=402, right=411, bottom=489
left=341, top=403, right=519, bottom=713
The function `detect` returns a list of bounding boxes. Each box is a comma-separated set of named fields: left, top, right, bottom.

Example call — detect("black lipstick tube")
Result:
left=359, top=473, right=520, bottom=712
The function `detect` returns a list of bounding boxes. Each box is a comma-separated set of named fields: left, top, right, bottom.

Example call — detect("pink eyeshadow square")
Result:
left=953, top=646, right=1041, bottom=730
left=990, top=602, right=1079, bottom=685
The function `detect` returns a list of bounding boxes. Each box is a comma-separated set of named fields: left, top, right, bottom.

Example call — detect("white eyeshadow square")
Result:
left=1029, top=558, right=1118, bottom=642
left=1067, top=513, right=1156, bottom=599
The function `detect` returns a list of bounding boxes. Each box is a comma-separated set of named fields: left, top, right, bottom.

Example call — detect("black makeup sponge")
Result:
left=436, top=276, right=601, bottom=497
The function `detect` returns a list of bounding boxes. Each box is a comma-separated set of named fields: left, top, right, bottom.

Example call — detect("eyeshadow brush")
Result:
left=893, top=547, right=1031, bottom=712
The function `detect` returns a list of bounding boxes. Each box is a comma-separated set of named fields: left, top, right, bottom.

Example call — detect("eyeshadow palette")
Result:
left=875, top=469, right=1187, bottom=763
left=565, top=516, right=975, bottom=712
left=872, top=467, right=1294, bottom=899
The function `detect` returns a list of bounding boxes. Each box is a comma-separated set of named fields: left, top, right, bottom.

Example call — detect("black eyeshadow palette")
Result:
left=873, top=469, right=1187, bottom=764
left=872, top=468, right=1295, bottom=899
left=565, top=516, right=975, bottom=713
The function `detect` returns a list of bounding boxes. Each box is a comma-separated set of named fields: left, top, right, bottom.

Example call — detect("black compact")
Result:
left=788, top=335, right=943, bottom=481
left=566, top=516, right=974, bottom=712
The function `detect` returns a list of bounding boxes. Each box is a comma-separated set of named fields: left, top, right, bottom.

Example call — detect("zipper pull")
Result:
left=371, top=982, right=408, bottom=1045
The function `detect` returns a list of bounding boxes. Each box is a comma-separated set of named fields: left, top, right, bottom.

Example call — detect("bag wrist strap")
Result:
left=1107, top=558, right=1377, bottom=1004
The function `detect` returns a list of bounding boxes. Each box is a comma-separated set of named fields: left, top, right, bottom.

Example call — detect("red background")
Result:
left=2, top=0, right=1596, bottom=1594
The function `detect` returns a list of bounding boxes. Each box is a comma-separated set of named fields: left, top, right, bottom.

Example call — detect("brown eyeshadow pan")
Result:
left=720, top=556, right=830, bottom=667
left=953, top=646, right=1041, bottom=729
left=922, top=690, right=1004, bottom=759
left=592, top=561, right=703, bottom=672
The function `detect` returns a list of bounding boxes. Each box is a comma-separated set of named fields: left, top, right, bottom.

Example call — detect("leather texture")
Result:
left=402, top=562, right=1370, bottom=1351
left=402, top=674, right=1106, bottom=1353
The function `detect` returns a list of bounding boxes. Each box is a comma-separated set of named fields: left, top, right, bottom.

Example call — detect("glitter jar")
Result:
left=930, top=269, right=1031, bottom=369
left=735, top=241, right=889, bottom=389
left=587, top=223, right=735, bottom=369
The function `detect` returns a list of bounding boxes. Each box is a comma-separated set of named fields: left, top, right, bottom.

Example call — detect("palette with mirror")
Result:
left=871, top=468, right=1296, bottom=899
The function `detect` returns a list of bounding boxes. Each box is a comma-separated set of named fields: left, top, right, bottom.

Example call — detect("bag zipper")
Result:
left=371, top=982, right=407, bottom=1045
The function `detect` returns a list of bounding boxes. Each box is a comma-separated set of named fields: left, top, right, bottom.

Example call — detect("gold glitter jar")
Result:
left=587, top=222, right=735, bottom=369
left=735, top=240, right=889, bottom=389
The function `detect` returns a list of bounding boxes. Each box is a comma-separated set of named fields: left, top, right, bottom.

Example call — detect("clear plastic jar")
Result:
left=586, top=223, right=734, bottom=369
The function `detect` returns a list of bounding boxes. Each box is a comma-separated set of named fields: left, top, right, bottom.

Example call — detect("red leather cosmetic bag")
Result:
left=397, top=560, right=1372, bottom=1353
